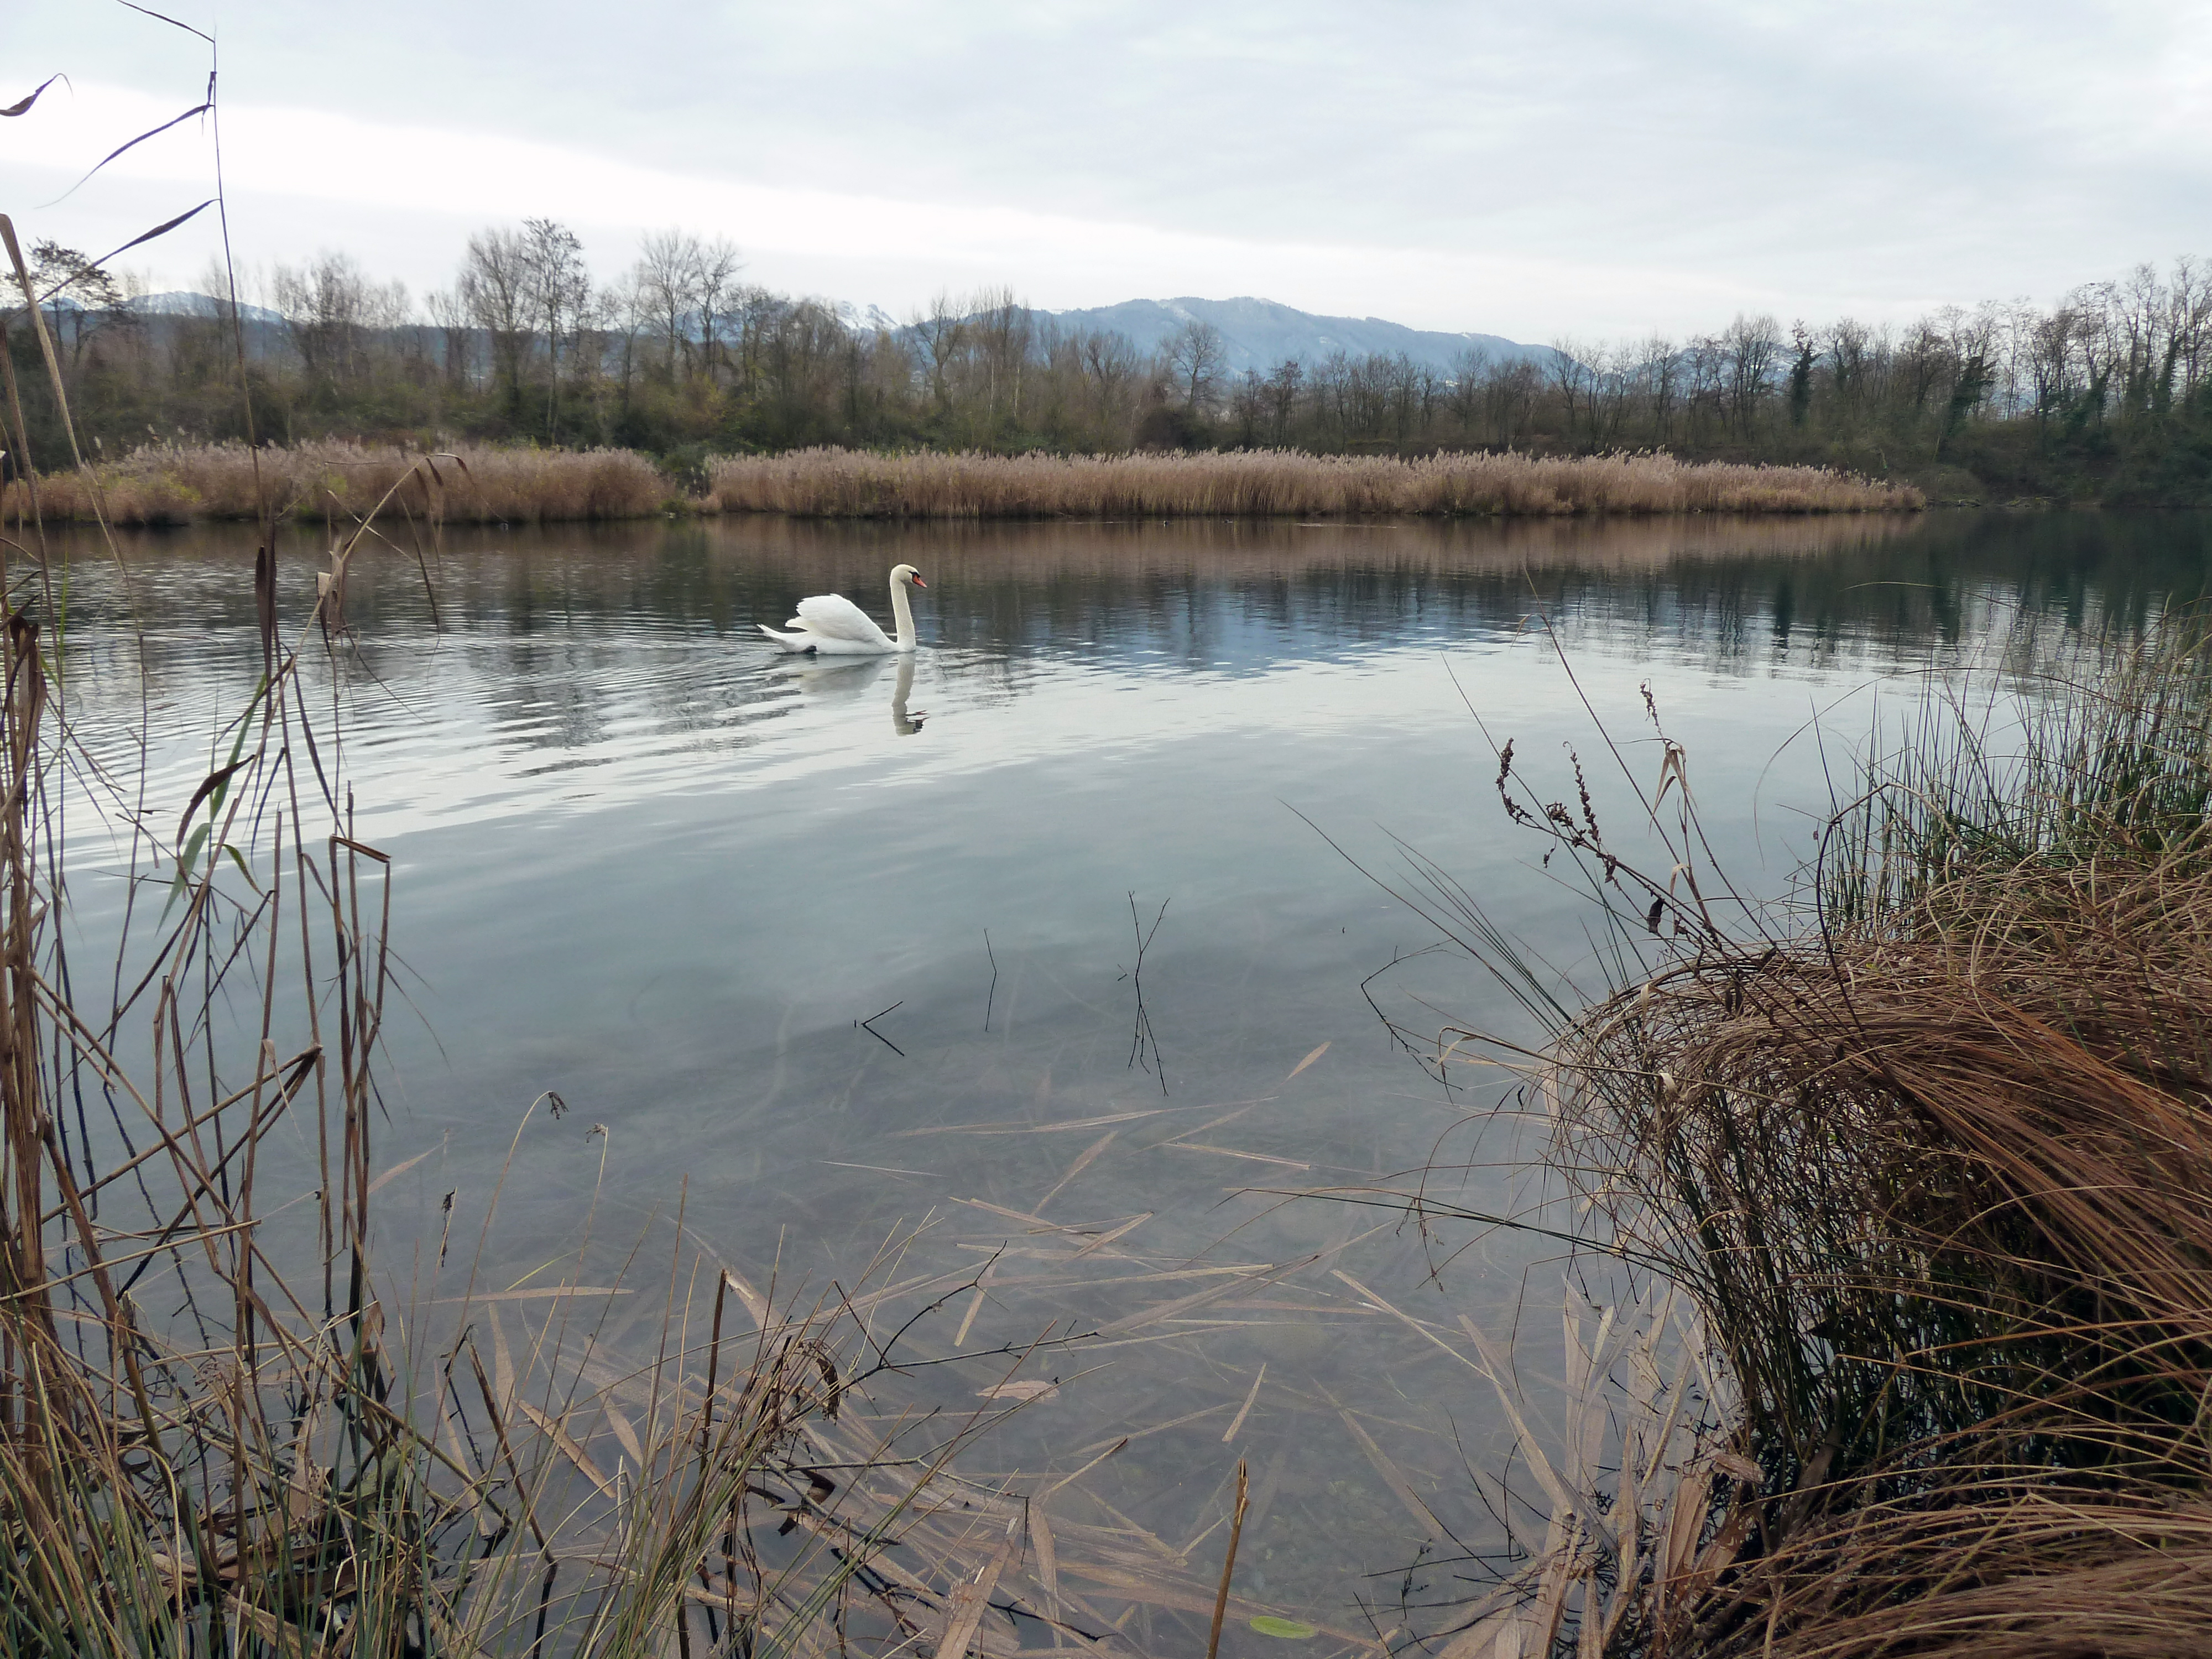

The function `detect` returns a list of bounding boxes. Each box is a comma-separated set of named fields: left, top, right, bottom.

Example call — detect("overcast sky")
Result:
left=6, top=2, right=2209, bottom=341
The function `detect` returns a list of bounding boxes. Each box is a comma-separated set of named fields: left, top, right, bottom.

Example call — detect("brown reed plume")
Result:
left=711, top=446, right=1922, bottom=519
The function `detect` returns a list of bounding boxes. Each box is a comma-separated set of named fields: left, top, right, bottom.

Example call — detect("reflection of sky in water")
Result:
left=41, top=512, right=2212, bottom=1632
left=58, top=509, right=2212, bottom=842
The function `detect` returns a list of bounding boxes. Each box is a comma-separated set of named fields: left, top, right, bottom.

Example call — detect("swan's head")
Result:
left=892, top=563, right=926, bottom=589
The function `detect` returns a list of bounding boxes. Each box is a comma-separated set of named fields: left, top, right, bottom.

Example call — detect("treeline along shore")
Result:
left=10, top=220, right=2211, bottom=513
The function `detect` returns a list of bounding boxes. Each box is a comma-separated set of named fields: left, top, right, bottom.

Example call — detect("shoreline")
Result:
left=3, top=438, right=1923, bottom=528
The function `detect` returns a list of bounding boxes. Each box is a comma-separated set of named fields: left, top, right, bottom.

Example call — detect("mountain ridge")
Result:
left=1031, top=295, right=1555, bottom=376
left=101, top=290, right=1552, bottom=379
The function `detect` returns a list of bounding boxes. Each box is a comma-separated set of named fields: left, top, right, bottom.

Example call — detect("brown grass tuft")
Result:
left=709, top=446, right=1923, bottom=518
left=1376, top=623, right=2212, bottom=1656
left=1551, top=851, right=2212, bottom=1656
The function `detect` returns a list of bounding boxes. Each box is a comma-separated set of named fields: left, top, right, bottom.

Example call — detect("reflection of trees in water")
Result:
left=41, top=514, right=2212, bottom=755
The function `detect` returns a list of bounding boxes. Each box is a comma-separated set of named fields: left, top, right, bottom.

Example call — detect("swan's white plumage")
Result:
left=791, top=593, right=891, bottom=648
left=759, top=564, right=924, bottom=655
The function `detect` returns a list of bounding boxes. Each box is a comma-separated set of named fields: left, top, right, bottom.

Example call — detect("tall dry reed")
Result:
left=711, top=446, right=1923, bottom=518
left=5, top=439, right=671, bottom=525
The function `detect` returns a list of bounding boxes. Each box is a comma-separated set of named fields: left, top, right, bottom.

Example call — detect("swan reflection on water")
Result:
left=765, top=652, right=927, bottom=735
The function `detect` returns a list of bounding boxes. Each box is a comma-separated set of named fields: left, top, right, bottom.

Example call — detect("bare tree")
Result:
left=1826, top=319, right=1876, bottom=427
left=425, top=287, right=472, bottom=387
left=2168, top=257, right=2212, bottom=403
left=1070, top=328, right=1140, bottom=444
left=272, top=252, right=401, bottom=391
left=573, top=281, right=625, bottom=440
left=2023, top=305, right=2074, bottom=435
left=1720, top=312, right=1781, bottom=442
left=1307, top=351, right=1354, bottom=447
left=1165, top=319, right=1227, bottom=414
left=1382, top=353, right=1421, bottom=447
left=1267, top=358, right=1306, bottom=445
left=1441, top=348, right=1485, bottom=442
left=601, top=272, right=646, bottom=408
left=1636, top=336, right=1679, bottom=446
left=1228, top=369, right=1266, bottom=446
left=694, top=237, right=744, bottom=383
left=459, top=227, right=534, bottom=414
left=635, top=229, right=705, bottom=382
left=521, top=218, right=590, bottom=436
left=1591, top=344, right=1635, bottom=446
left=1491, top=358, right=1540, bottom=447
left=914, top=293, right=967, bottom=412
left=1548, top=340, right=1600, bottom=447
left=968, top=286, right=1032, bottom=425
left=1935, top=304, right=1999, bottom=454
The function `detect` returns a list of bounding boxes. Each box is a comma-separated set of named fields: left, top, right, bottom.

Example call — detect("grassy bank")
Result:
left=1409, top=625, right=2212, bottom=1654
left=711, top=445, right=1922, bottom=518
left=4, top=439, right=671, bottom=526
left=5, top=439, right=1923, bottom=528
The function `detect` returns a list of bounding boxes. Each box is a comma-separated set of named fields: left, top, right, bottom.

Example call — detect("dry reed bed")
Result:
left=6, top=440, right=1922, bottom=529
left=6, top=439, right=669, bottom=525
left=1410, top=634, right=2212, bottom=1656
left=711, top=446, right=1922, bottom=518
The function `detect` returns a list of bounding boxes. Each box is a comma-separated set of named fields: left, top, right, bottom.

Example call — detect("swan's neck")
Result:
left=889, top=576, right=916, bottom=650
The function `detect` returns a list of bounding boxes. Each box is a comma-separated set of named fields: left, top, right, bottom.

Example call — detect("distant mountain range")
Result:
left=101, top=290, right=1550, bottom=378
left=1032, top=296, right=1555, bottom=375
left=132, top=290, right=285, bottom=325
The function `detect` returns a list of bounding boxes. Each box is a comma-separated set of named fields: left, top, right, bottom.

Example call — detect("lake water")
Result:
left=45, top=508, right=2212, bottom=1647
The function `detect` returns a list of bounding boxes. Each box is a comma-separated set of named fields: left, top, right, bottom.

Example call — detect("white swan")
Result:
left=759, top=564, right=926, bottom=654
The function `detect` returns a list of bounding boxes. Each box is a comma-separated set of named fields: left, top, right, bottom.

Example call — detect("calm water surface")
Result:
left=53, top=509, right=2212, bottom=1639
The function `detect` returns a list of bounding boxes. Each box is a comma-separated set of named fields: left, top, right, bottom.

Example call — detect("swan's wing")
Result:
left=793, top=592, right=891, bottom=646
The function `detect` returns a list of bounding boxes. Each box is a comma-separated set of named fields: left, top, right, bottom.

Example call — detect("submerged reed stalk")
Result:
left=710, top=445, right=1922, bottom=518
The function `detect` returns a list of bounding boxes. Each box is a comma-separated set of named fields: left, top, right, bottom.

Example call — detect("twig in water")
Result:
left=1205, top=1458, right=1250, bottom=1659
left=1118, top=893, right=1170, bottom=1094
left=983, top=928, right=998, bottom=1033
left=855, top=1001, right=905, bottom=1057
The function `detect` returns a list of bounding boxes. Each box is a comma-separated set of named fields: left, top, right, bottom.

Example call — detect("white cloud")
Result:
left=8, top=79, right=1758, bottom=335
left=5, top=1, right=2207, bottom=340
